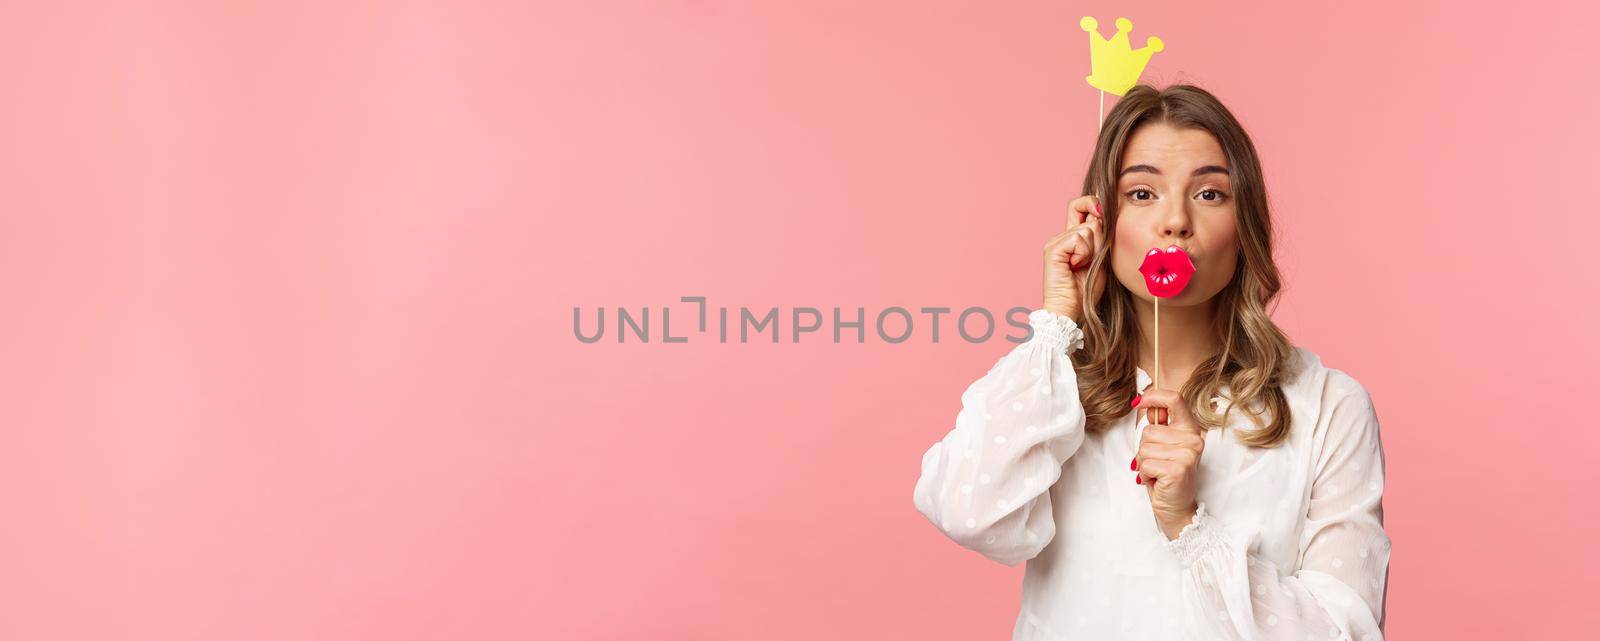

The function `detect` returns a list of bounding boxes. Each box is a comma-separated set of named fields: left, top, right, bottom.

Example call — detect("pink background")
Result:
left=3, top=1, right=1596, bottom=639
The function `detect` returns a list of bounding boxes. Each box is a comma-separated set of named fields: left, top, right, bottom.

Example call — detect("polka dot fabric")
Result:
left=912, top=309, right=1391, bottom=640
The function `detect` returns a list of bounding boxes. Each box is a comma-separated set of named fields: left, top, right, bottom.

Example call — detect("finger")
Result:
left=1083, top=212, right=1104, bottom=258
left=1044, top=231, right=1075, bottom=261
left=1135, top=442, right=1187, bottom=469
left=1141, top=436, right=1205, bottom=470
left=1067, top=195, right=1098, bottom=230
left=1141, top=406, right=1169, bottom=426
left=1140, top=424, right=1198, bottom=447
left=1136, top=458, right=1174, bottom=485
left=1138, top=389, right=1198, bottom=432
left=1058, top=227, right=1081, bottom=263
left=1067, top=227, right=1094, bottom=269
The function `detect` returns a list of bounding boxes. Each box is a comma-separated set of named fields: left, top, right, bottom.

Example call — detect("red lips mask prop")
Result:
left=1138, top=245, right=1197, bottom=298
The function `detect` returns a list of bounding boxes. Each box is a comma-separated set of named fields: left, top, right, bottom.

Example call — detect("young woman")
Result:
left=912, top=84, right=1391, bottom=641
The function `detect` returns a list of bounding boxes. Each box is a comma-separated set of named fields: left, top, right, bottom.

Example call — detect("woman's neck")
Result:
left=1134, top=296, right=1220, bottom=392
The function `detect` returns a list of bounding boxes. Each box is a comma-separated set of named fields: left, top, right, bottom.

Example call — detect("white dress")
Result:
left=912, top=309, right=1391, bottom=641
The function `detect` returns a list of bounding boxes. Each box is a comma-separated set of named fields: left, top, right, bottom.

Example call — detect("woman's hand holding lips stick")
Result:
left=1042, top=195, right=1108, bottom=324
left=1132, top=387, right=1205, bottom=540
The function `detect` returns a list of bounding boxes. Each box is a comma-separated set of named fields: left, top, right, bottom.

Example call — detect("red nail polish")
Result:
left=1131, top=457, right=1139, bottom=471
left=1135, top=475, right=1143, bottom=485
left=1095, top=202, right=1103, bottom=216
left=1131, top=395, right=1142, bottom=408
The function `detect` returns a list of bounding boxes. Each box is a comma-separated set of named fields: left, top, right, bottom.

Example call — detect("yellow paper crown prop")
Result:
left=1080, top=17, right=1163, bottom=97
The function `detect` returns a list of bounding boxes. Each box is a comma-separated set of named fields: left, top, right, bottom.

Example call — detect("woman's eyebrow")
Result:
left=1118, top=164, right=1230, bottom=177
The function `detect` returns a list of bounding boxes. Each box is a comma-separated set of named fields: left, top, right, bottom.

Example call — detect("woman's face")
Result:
left=1110, top=122, right=1241, bottom=307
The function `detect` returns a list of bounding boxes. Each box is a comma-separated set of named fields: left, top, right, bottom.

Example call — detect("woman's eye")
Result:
left=1127, top=189, right=1154, bottom=201
left=1197, top=189, right=1228, bottom=202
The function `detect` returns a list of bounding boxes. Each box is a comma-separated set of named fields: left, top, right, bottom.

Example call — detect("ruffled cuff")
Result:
left=1027, top=309, right=1084, bottom=354
left=1163, top=501, right=1230, bottom=567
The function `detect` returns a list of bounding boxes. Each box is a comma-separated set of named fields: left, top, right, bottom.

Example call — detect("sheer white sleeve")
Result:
left=1163, top=384, right=1392, bottom=640
left=911, top=309, right=1090, bottom=566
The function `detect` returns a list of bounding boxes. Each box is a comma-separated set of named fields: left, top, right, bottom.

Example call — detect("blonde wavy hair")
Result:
left=1071, top=84, right=1297, bottom=448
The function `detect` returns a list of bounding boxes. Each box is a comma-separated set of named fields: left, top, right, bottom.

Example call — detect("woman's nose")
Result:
left=1160, top=206, right=1193, bottom=239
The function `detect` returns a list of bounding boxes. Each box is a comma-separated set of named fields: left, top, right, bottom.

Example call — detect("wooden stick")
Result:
left=1155, top=296, right=1163, bottom=424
